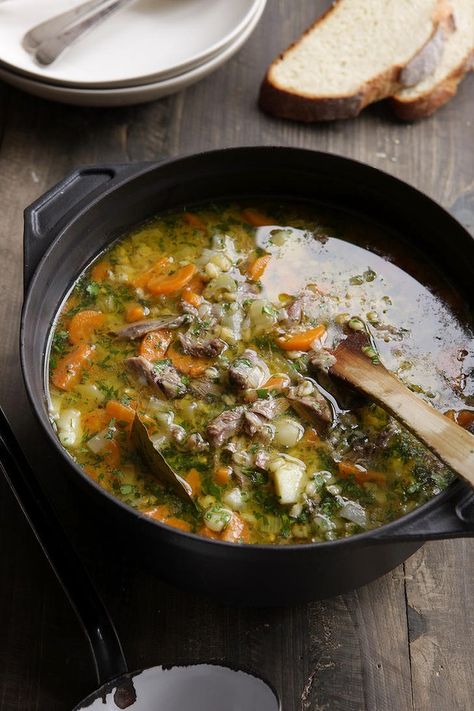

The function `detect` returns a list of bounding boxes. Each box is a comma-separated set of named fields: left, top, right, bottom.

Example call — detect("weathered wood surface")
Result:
left=0, top=2, right=473, bottom=709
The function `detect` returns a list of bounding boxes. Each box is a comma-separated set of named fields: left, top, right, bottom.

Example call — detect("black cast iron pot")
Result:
left=20, top=147, right=474, bottom=606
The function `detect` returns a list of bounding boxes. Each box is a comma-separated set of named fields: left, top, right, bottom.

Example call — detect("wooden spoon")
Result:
left=325, top=333, right=474, bottom=485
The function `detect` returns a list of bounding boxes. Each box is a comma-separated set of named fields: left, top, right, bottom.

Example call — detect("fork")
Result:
left=24, top=0, right=136, bottom=66
left=23, top=0, right=110, bottom=52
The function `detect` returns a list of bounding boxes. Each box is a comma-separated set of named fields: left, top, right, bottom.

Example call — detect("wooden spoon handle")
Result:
left=330, top=348, right=474, bottom=487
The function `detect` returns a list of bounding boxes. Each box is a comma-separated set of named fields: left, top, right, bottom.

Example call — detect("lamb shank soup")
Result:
left=48, top=202, right=474, bottom=545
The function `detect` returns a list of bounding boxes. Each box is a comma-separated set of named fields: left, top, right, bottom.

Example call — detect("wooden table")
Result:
left=1, top=2, right=473, bottom=709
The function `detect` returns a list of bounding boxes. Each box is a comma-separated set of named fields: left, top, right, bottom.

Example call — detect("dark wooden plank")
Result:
left=0, top=1, right=473, bottom=709
left=405, top=542, right=474, bottom=711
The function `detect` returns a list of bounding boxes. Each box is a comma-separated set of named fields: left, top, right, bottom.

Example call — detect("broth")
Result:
left=47, top=202, right=474, bottom=544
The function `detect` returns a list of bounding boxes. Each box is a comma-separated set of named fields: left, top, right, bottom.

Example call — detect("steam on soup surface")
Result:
left=48, top=203, right=474, bottom=544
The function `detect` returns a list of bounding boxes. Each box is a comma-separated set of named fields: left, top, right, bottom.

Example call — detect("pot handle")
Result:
left=23, top=161, right=153, bottom=289
left=371, top=485, right=474, bottom=542
left=0, top=407, right=128, bottom=686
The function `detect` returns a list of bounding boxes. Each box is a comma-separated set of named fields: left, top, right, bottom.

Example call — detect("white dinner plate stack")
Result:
left=0, top=0, right=266, bottom=106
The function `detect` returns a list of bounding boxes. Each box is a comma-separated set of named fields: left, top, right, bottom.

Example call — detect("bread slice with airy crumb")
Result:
left=259, top=0, right=453, bottom=122
left=390, top=0, right=474, bottom=119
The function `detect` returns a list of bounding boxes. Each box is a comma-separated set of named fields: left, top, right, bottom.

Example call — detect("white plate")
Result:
left=0, top=0, right=266, bottom=106
left=0, top=0, right=260, bottom=88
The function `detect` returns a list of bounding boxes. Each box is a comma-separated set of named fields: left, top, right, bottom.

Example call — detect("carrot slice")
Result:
left=144, top=505, right=191, bottom=532
left=242, top=208, right=274, bottom=227
left=457, top=410, right=474, bottom=429
left=125, top=304, right=146, bottom=322
left=51, top=343, right=94, bottom=391
left=222, top=514, right=250, bottom=543
left=147, top=264, right=197, bottom=295
left=248, top=254, right=271, bottom=281
left=303, top=428, right=321, bottom=444
left=215, top=466, right=232, bottom=485
left=140, top=330, right=173, bottom=360
left=105, top=400, right=136, bottom=427
left=164, top=517, right=192, bottom=532
left=198, top=525, right=221, bottom=540
left=444, top=409, right=457, bottom=421
left=276, top=325, right=326, bottom=351
left=338, top=461, right=363, bottom=478
left=69, top=310, right=104, bottom=344
left=184, top=212, right=207, bottom=230
left=82, top=409, right=110, bottom=435
left=261, top=374, right=291, bottom=391
left=338, top=461, right=386, bottom=485
left=139, top=329, right=173, bottom=361
left=361, top=470, right=387, bottom=484
left=167, top=340, right=212, bottom=377
left=102, top=439, right=121, bottom=468
left=182, top=274, right=204, bottom=308
left=185, top=468, right=202, bottom=497
left=91, top=261, right=111, bottom=282
left=182, top=290, right=202, bottom=308
left=145, top=504, right=172, bottom=520
left=199, top=514, right=249, bottom=543
left=132, top=257, right=172, bottom=289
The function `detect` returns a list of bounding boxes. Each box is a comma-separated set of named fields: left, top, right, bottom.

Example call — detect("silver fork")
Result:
left=23, top=0, right=109, bottom=51
left=23, top=0, right=136, bottom=66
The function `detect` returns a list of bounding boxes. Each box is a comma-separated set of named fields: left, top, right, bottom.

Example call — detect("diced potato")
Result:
left=248, top=299, right=278, bottom=335
left=273, top=464, right=306, bottom=504
left=75, top=383, right=104, bottom=405
left=274, top=417, right=304, bottom=448
left=87, top=427, right=111, bottom=454
left=223, top=488, right=245, bottom=511
left=269, top=455, right=307, bottom=505
left=204, top=506, right=233, bottom=532
left=57, top=408, right=82, bottom=448
left=48, top=396, right=61, bottom=423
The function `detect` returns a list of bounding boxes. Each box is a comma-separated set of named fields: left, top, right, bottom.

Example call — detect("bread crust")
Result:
left=259, top=0, right=451, bottom=122
left=391, top=48, right=474, bottom=120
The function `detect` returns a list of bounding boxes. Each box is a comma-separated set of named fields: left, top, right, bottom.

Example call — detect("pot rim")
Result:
left=20, top=145, right=474, bottom=553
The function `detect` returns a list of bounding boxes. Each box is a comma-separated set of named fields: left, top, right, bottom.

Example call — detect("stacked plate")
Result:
left=0, top=0, right=266, bottom=106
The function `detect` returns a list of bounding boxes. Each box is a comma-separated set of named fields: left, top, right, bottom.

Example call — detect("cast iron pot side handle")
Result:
left=0, top=407, right=127, bottom=687
left=371, top=486, right=474, bottom=543
left=23, top=161, right=154, bottom=290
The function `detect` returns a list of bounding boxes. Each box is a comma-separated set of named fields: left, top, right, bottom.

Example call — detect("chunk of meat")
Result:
left=255, top=449, right=269, bottom=470
left=250, top=397, right=289, bottom=419
left=126, top=356, right=186, bottom=399
left=189, top=376, right=223, bottom=399
left=242, top=399, right=286, bottom=443
left=309, top=348, right=337, bottom=374
left=287, top=382, right=333, bottom=425
left=114, top=314, right=190, bottom=340
left=229, top=349, right=270, bottom=390
left=243, top=411, right=264, bottom=437
left=186, top=433, right=209, bottom=452
left=286, top=296, right=304, bottom=323
left=177, top=332, right=226, bottom=358
left=169, top=424, right=186, bottom=443
left=243, top=411, right=275, bottom=443
left=206, top=407, right=245, bottom=448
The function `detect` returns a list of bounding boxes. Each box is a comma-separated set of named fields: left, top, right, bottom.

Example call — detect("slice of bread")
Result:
left=259, top=0, right=452, bottom=122
left=391, top=0, right=474, bottom=119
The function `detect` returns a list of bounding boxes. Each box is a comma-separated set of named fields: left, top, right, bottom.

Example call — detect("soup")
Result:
left=48, top=202, right=474, bottom=544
